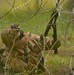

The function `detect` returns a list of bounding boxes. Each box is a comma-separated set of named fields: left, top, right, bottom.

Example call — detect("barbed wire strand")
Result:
left=0, top=0, right=15, bottom=19
left=4, top=35, right=17, bottom=75
left=69, top=53, right=74, bottom=75
left=18, top=0, right=43, bottom=24
left=0, top=0, right=74, bottom=75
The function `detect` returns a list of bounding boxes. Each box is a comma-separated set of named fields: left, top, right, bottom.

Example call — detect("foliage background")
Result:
left=0, top=0, right=74, bottom=75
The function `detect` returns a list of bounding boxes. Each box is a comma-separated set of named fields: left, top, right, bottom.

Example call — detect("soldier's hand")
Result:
left=51, top=39, right=61, bottom=49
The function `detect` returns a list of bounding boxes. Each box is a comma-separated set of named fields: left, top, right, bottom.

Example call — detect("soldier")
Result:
left=0, top=24, right=61, bottom=75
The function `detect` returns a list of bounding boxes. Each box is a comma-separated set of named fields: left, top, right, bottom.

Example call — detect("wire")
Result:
left=0, top=0, right=15, bottom=19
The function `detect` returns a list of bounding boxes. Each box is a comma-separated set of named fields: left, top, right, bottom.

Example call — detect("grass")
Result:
left=0, top=1, right=74, bottom=75
left=44, top=46, right=74, bottom=75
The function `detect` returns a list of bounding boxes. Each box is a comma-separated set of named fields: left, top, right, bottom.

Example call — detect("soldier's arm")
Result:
left=46, top=38, right=61, bottom=50
left=42, top=37, right=61, bottom=50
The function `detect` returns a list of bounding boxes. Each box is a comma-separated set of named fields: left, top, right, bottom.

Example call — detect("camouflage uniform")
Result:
left=0, top=25, right=61, bottom=75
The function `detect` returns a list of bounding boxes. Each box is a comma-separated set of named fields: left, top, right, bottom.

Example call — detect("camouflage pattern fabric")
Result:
left=0, top=25, right=61, bottom=75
